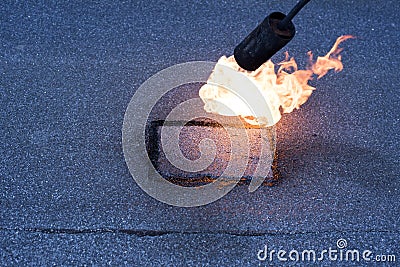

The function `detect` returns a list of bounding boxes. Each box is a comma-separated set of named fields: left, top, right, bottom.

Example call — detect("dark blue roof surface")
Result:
left=1, top=0, right=399, bottom=265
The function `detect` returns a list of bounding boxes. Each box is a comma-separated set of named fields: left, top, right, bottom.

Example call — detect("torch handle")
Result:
left=278, top=0, right=311, bottom=30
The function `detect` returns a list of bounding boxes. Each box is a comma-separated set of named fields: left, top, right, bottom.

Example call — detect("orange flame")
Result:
left=199, top=35, right=355, bottom=126
left=311, top=35, right=355, bottom=78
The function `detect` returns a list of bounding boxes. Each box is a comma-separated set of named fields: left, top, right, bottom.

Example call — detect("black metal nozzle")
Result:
left=234, top=0, right=311, bottom=71
left=234, top=12, right=295, bottom=71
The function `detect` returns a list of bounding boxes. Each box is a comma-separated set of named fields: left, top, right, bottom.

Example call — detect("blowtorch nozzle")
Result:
left=234, top=0, right=311, bottom=71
